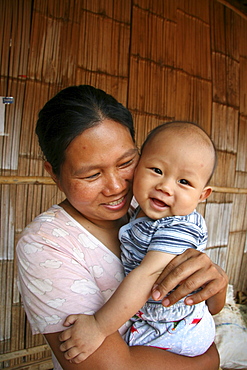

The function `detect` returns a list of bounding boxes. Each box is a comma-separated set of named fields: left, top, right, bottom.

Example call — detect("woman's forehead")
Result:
left=74, top=119, right=133, bottom=142
left=63, top=120, right=137, bottom=170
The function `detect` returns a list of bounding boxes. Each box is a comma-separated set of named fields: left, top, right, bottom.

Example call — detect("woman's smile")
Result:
left=103, top=195, right=126, bottom=207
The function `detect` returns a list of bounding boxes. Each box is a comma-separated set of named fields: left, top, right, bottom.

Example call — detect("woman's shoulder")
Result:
left=16, top=204, right=86, bottom=252
left=17, top=204, right=120, bottom=260
left=22, top=204, right=81, bottom=231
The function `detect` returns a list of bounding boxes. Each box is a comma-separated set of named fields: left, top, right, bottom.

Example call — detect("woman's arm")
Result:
left=59, top=248, right=227, bottom=362
left=44, top=247, right=223, bottom=369
left=204, top=262, right=228, bottom=315
left=152, top=248, right=228, bottom=314
left=45, top=330, right=220, bottom=370
left=59, top=251, right=175, bottom=361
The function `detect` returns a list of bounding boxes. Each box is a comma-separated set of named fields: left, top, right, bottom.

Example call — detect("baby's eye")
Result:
left=179, top=179, right=189, bottom=185
left=151, top=168, right=162, bottom=175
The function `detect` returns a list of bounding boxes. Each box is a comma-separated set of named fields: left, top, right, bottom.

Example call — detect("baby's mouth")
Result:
left=151, top=198, right=169, bottom=208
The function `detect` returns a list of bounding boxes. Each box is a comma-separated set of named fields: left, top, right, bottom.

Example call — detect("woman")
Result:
left=16, top=85, right=227, bottom=369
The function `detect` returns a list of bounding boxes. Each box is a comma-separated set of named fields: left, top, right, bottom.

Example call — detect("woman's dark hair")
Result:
left=36, top=85, right=135, bottom=176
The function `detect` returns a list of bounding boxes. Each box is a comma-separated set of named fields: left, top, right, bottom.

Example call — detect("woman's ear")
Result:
left=44, top=161, right=59, bottom=184
left=44, top=161, right=63, bottom=191
left=199, top=186, right=212, bottom=202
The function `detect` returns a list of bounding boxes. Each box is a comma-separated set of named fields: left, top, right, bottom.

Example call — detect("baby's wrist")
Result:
left=94, top=312, right=109, bottom=337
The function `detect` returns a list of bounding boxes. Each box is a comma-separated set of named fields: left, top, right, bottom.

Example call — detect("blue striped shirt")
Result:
left=119, top=209, right=207, bottom=277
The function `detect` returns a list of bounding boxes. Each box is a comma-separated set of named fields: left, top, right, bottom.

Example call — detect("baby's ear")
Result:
left=199, top=186, right=212, bottom=202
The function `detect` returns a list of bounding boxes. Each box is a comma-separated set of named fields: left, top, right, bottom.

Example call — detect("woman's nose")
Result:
left=103, top=173, right=125, bottom=195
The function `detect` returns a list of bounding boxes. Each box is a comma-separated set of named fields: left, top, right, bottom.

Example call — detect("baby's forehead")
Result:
left=152, top=124, right=212, bottom=148
left=144, top=124, right=215, bottom=163
left=156, top=122, right=204, bottom=137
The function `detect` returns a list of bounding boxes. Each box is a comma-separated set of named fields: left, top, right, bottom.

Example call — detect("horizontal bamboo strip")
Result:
left=0, top=176, right=55, bottom=185
left=2, top=358, right=53, bottom=370
left=0, top=344, right=50, bottom=361
left=0, top=176, right=247, bottom=194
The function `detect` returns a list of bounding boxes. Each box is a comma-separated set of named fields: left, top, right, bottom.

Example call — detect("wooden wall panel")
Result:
left=131, top=7, right=177, bottom=65
left=78, top=12, right=130, bottom=77
left=236, top=116, right=247, bottom=172
left=240, top=57, right=247, bottom=115
left=226, top=231, right=246, bottom=287
left=82, top=0, right=131, bottom=22
left=76, top=70, right=129, bottom=105
left=176, top=8, right=211, bottom=79
left=212, top=103, right=238, bottom=152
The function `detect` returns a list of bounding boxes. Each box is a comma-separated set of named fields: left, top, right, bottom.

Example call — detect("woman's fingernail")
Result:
left=185, top=298, right=193, bottom=305
left=152, top=290, right=161, bottom=300
left=162, top=298, right=170, bottom=307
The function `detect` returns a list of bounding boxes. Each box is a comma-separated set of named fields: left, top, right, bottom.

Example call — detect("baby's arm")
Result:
left=59, top=250, right=175, bottom=362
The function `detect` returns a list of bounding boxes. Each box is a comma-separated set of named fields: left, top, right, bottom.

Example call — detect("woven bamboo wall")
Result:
left=0, top=0, right=246, bottom=368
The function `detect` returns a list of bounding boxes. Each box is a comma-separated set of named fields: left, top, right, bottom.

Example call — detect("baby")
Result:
left=59, top=121, right=219, bottom=361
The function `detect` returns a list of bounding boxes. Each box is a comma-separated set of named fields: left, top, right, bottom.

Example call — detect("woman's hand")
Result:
left=152, top=248, right=228, bottom=311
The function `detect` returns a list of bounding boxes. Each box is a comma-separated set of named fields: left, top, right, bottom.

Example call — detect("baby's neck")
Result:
left=136, top=208, right=147, bottom=218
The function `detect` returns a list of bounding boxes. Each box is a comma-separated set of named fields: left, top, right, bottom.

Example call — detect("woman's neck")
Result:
left=60, top=199, right=127, bottom=258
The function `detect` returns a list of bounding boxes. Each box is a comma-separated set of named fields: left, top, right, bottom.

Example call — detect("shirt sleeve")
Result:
left=147, top=217, right=208, bottom=255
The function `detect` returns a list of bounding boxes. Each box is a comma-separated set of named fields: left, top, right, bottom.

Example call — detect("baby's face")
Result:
left=133, top=129, right=213, bottom=220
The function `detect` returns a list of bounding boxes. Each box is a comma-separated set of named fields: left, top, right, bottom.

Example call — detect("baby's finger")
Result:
left=63, top=346, right=84, bottom=361
left=59, top=338, right=73, bottom=352
left=59, top=328, right=71, bottom=343
left=63, top=314, right=78, bottom=327
left=70, top=352, right=91, bottom=364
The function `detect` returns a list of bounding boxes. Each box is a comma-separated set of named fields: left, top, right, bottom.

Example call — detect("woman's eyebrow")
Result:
left=73, top=148, right=138, bottom=176
left=118, top=148, right=139, bottom=161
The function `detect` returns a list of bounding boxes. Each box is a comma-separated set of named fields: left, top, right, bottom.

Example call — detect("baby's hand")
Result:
left=59, top=314, right=105, bottom=363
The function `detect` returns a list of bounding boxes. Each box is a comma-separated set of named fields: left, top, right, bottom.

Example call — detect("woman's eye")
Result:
left=119, top=159, right=133, bottom=168
left=179, top=179, right=189, bottom=185
left=84, top=172, right=100, bottom=180
left=151, top=168, right=162, bottom=175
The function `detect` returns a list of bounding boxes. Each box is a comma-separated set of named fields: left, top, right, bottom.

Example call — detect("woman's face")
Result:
left=52, top=119, right=139, bottom=227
